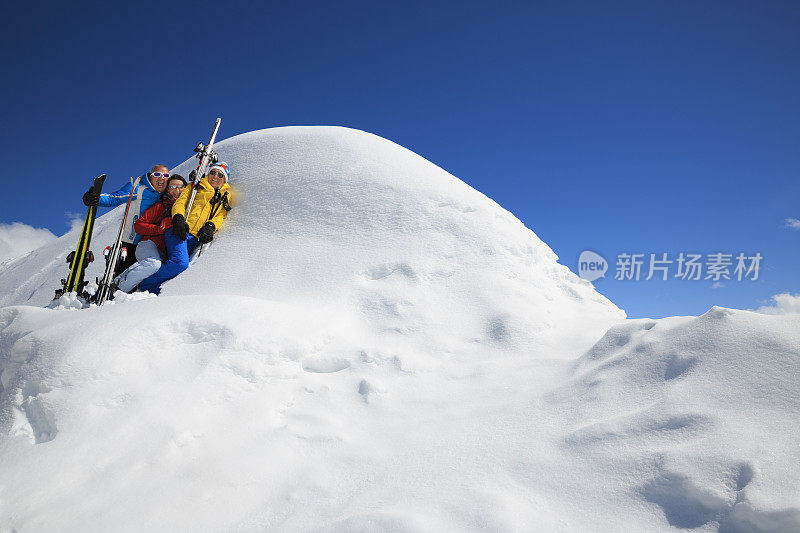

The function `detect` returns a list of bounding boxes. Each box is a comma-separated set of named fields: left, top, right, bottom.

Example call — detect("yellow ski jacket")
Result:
left=171, top=177, right=233, bottom=236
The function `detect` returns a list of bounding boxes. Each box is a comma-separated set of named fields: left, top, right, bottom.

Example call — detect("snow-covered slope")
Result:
left=0, top=127, right=622, bottom=354
left=553, top=307, right=800, bottom=531
left=1, top=127, right=797, bottom=532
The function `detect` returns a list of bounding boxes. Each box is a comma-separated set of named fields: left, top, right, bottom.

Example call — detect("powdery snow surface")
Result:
left=553, top=308, right=800, bottom=531
left=0, top=127, right=798, bottom=532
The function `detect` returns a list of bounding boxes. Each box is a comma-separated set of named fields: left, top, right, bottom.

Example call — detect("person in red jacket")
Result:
left=113, top=174, right=187, bottom=293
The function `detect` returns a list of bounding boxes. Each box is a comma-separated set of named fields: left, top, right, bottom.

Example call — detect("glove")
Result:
left=197, top=222, right=215, bottom=244
left=82, top=188, right=100, bottom=207
left=188, top=170, right=197, bottom=182
left=171, top=214, right=189, bottom=240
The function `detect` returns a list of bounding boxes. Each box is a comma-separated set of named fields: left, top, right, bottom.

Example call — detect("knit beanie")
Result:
left=208, top=162, right=230, bottom=182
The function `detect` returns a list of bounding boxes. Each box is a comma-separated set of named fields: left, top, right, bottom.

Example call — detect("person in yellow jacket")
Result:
left=139, top=162, right=233, bottom=294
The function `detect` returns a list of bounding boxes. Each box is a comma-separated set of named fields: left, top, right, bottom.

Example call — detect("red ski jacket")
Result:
left=134, top=197, right=175, bottom=253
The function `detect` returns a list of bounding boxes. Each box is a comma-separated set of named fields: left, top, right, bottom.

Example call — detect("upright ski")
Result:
left=55, top=174, right=106, bottom=300
left=185, top=118, right=221, bottom=218
left=94, top=176, right=141, bottom=306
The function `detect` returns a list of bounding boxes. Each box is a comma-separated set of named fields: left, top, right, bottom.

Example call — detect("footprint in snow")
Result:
left=358, top=378, right=387, bottom=403
left=664, top=354, right=699, bottom=380
left=301, top=356, right=350, bottom=373
left=640, top=463, right=800, bottom=531
left=363, top=262, right=418, bottom=282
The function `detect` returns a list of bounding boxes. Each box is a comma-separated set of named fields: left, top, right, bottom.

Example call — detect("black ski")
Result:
left=94, top=175, right=141, bottom=306
left=55, top=174, right=106, bottom=300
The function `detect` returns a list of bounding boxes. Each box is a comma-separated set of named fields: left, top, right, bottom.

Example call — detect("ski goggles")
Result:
left=167, top=183, right=184, bottom=190
left=149, top=172, right=169, bottom=178
left=208, top=170, right=226, bottom=178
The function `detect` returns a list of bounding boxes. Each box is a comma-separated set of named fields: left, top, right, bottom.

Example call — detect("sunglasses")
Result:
left=167, top=183, right=184, bottom=190
left=208, top=170, right=225, bottom=178
left=150, top=172, right=169, bottom=178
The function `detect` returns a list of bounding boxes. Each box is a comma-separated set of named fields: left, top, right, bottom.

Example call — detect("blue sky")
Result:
left=2, top=0, right=798, bottom=318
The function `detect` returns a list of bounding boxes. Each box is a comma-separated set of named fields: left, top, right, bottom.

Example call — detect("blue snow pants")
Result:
left=139, top=232, right=199, bottom=295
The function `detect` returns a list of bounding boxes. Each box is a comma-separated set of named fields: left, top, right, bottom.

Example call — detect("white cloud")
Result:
left=754, top=293, right=800, bottom=315
left=711, top=282, right=724, bottom=289
left=785, top=218, right=800, bottom=230
left=65, top=211, right=85, bottom=234
left=0, top=222, right=57, bottom=264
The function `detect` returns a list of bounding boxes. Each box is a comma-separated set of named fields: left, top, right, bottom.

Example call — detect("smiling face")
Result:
left=165, top=178, right=185, bottom=201
left=149, top=164, right=170, bottom=193
left=206, top=168, right=226, bottom=189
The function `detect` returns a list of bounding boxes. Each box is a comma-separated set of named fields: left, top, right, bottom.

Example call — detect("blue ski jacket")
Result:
left=99, top=173, right=162, bottom=245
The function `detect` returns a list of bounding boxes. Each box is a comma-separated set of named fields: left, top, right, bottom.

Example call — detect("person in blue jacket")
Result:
left=82, top=163, right=170, bottom=275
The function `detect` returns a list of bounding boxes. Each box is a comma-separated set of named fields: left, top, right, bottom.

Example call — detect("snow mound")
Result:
left=551, top=307, right=800, bottom=531
left=165, top=126, right=623, bottom=353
